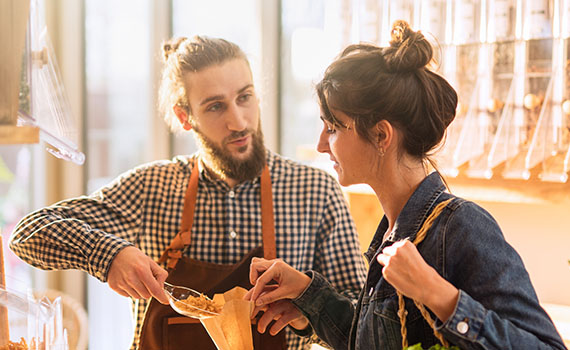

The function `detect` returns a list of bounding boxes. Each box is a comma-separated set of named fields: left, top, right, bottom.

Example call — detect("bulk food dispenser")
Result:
left=0, top=286, right=69, bottom=350
left=434, top=0, right=485, bottom=177
left=535, top=0, right=570, bottom=182
left=1, top=231, right=68, bottom=349
left=467, top=0, right=518, bottom=179
left=501, top=0, right=555, bottom=179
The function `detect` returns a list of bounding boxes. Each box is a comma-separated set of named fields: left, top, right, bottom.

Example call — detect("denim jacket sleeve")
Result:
left=292, top=271, right=357, bottom=349
left=434, top=200, right=567, bottom=350
left=436, top=290, right=567, bottom=349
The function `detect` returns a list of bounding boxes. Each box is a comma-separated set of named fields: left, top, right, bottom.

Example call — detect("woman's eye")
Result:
left=325, top=124, right=336, bottom=134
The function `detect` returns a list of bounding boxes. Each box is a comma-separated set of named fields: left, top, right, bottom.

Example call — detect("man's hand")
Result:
left=107, top=246, right=169, bottom=304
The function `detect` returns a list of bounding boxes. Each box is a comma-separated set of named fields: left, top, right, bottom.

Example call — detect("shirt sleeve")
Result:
left=313, top=177, right=367, bottom=301
left=9, top=166, right=148, bottom=282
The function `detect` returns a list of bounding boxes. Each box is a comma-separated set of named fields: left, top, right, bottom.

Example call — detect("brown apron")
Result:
left=138, top=160, right=287, bottom=350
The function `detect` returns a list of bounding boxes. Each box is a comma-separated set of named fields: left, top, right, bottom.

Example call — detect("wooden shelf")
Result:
left=447, top=177, right=570, bottom=205
left=447, top=161, right=570, bottom=204
left=0, top=125, right=40, bottom=144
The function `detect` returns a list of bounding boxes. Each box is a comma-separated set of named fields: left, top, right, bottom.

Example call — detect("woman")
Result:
left=245, top=21, right=567, bottom=350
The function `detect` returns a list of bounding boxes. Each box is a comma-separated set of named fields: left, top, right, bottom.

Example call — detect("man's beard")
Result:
left=193, top=126, right=266, bottom=183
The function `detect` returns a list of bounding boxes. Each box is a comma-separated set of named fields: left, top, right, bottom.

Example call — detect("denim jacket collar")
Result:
left=364, top=172, right=447, bottom=263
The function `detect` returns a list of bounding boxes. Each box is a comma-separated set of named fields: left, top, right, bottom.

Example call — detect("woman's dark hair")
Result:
left=159, top=36, right=249, bottom=132
left=316, top=20, right=458, bottom=163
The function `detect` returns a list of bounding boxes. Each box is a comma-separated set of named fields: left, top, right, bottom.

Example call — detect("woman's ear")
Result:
left=173, top=105, right=192, bottom=131
left=375, top=120, right=394, bottom=153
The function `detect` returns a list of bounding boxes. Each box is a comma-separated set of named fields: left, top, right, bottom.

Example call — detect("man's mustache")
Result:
left=224, top=130, right=252, bottom=144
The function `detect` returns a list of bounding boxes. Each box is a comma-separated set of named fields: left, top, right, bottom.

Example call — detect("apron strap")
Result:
left=260, top=165, right=276, bottom=260
left=159, top=159, right=276, bottom=268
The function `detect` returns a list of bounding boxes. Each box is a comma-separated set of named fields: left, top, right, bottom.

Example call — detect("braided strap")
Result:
left=398, top=292, right=408, bottom=348
left=397, top=198, right=453, bottom=349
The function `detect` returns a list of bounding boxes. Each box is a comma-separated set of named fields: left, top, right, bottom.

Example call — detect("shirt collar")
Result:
left=191, top=149, right=277, bottom=190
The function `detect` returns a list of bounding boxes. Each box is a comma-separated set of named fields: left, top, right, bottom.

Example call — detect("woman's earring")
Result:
left=378, top=146, right=385, bottom=157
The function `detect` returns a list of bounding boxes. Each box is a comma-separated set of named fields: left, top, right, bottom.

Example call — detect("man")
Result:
left=10, top=36, right=366, bottom=349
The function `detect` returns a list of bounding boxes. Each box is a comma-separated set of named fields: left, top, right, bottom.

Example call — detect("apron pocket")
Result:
left=162, top=316, right=288, bottom=350
left=163, top=316, right=217, bottom=350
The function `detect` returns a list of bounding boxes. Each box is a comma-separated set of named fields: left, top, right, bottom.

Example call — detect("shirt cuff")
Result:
left=435, top=289, right=485, bottom=342
left=87, top=231, right=133, bottom=282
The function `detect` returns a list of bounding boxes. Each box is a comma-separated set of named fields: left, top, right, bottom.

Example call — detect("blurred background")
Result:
left=1, top=0, right=569, bottom=348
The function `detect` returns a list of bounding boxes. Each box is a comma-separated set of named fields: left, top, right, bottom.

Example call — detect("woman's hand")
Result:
left=377, top=239, right=459, bottom=322
left=245, top=257, right=311, bottom=306
left=245, top=258, right=312, bottom=334
left=252, top=299, right=309, bottom=335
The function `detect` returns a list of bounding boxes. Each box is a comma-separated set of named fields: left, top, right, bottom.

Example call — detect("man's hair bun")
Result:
left=383, top=20, right=432, bottom=72
left=162, top=37, right=188, bottom=62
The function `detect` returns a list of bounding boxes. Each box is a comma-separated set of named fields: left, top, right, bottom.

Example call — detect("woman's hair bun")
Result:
left=162, top=37, right=188, bottom=62
left=383, top=20, right=433, bottom=72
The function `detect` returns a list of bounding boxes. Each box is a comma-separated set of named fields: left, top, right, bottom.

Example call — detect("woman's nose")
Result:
left=316, top=128, right=330, bottom=154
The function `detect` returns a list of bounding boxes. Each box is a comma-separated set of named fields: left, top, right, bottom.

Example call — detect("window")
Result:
left=84, top=1, right=152, bottom=348
left=85, top=0, right=153, bottom=192
left=171, top=0, right=263, bottom=156
left=280, top=0, right=349, bottom=161
left=0, top=145, right=41, bottom=290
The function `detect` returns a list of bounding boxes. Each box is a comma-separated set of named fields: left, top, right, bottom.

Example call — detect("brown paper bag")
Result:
left=200, top=287, right=254, bottom=350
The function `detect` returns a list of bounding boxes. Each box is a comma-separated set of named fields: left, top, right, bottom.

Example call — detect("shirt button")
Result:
left=228, top=190, right=235, bottom=198
left=229, top=230, right=237, bottom=239
left=457, top=320, right=469, bottom=334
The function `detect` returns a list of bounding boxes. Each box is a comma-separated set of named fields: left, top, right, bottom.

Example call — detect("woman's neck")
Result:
left=370, top=160, right=427, bottom=234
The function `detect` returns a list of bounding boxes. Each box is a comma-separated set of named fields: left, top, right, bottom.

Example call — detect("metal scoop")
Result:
left=163, top=282, right=221, bottom=319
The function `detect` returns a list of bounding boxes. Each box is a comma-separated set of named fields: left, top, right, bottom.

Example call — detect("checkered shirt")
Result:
left=10, top=150, right=366, bottom=350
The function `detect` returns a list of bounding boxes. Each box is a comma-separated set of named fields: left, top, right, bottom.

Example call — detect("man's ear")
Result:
left=173, top=105, right=192, bottom=131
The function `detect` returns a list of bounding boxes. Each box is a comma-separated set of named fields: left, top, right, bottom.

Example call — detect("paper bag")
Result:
left=200, top=287, right=253, bottom=350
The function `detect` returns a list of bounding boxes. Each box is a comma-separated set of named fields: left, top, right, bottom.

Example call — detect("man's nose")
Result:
left=226, top=103, right=247, bottom=131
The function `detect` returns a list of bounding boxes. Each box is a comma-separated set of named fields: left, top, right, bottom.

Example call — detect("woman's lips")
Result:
left=331, top=159, right=340, bottom=170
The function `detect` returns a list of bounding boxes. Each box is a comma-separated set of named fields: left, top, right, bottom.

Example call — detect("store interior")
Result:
left=1, top=0, right=569, bottom=349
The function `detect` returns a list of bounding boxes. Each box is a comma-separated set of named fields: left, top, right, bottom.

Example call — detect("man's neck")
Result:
left=199, top=158, right=240, bottom=188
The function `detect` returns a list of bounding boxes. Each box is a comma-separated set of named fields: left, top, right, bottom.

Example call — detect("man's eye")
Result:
left=238, top=93, right=252, bottom=102
left=207, top=102, right=223, bottom=112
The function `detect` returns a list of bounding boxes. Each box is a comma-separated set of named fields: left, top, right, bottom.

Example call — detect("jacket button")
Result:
left=456, top=320, right=469, bottom=334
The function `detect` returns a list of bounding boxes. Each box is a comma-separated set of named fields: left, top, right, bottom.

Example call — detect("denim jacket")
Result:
left=293, top=172, right=567, bottom=350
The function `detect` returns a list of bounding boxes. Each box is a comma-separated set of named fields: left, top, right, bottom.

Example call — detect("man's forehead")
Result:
left=184, top=59, right=254, bottom=102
